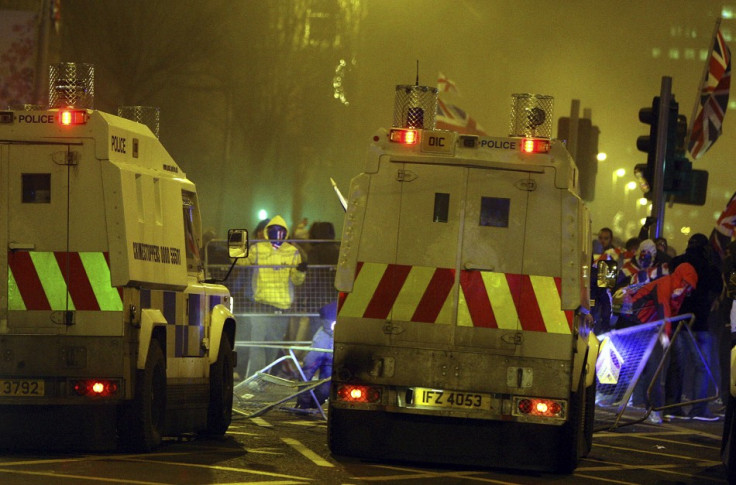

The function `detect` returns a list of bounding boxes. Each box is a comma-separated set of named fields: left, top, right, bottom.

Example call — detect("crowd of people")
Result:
left=591, top=224, right=736, bottom=424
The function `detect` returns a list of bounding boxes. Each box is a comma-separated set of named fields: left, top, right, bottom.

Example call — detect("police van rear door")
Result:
left=3, top=142, right=109, bottom=334
left=460, top=165, right=567, bottom=335
left=459, top=167, right=531, bottom=330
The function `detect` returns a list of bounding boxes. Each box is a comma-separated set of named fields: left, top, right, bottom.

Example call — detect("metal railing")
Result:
left=595, top=313, right=719, bottom=430
left=204, top=238, right=340, bottom=317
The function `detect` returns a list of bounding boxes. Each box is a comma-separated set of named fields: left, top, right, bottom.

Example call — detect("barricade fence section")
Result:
left=204, top=238, right=340, bottom=317
left=594, top=313, right=719, bottom=430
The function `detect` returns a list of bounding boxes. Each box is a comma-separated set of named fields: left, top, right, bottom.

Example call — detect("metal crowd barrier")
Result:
left=204, top=238, right=339, bottom=318
left=595, top=313, right=719, bottom=430
left=232, top=342, right=332, bottom=420
left=204, top=239, right=339, bottom=418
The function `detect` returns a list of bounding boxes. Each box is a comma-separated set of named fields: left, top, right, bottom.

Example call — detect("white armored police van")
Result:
left=0, top=63, right=243, bottom=451
left=328, top=85, right=598, bottom=473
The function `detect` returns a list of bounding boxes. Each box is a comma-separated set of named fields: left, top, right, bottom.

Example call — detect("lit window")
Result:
left=652, top=48, right=662, bottom=59
left=669, top=48, right=680, bottom=60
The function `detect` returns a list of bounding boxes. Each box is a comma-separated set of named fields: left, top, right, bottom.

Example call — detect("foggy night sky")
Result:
left=19, top=0, right=736, bottom=252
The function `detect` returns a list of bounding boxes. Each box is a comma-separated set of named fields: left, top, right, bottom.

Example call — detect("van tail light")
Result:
left=71, top=379, right=119, bottom=397
left=514, top=397, right=565, bottom=418
left=336, top=384, right=381, bottom=403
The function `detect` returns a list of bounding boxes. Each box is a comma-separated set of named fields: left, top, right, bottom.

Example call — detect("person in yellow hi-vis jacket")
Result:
left=239, top=215, right=307, bottom=377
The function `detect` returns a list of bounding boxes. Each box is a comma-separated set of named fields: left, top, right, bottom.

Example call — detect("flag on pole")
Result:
left=435, top=73, right=487, bottom=136
left=688, top=21, right=731, bottom=159
left=709, top=191, right=736, bottom=261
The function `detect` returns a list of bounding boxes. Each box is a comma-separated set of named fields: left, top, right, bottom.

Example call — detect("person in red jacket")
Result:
left=628, top=262, right=698, bottom=424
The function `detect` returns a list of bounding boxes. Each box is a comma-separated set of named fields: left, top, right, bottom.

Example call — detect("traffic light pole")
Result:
left=650, top=76, right=672, bottom=239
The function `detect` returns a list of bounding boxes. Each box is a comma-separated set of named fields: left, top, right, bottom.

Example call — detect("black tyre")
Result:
left=557, top=371, right=586, bottom=473
left=722, top=394, right=736, bottom=481
left=206, top=333, right=234, bottom=436
left=119, top=340, right=166, bottom=451
left=582, top=378, right=597, bottom=456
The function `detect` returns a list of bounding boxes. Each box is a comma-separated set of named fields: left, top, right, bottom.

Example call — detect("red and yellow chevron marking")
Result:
left=8, top=251, right=123, bottom=311
left=338, top=262, right=573, bottom=334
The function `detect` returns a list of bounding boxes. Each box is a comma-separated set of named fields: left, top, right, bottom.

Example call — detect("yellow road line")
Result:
left=0, top=468, right=163, bottom=484
left=578, top=458, right=724, bottom=481
left=594, top=442, right=718, bottom=462
left=572, top=472, right=637, bottom=484
left=119, top=457, right=309, bottom=481
left=250, top=417, right=273, bottom=427
left=280, top=438, right=334, bottom=467
left=356, top=464, right=514, bottom=484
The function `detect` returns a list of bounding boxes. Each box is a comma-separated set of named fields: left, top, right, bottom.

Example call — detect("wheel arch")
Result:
left=138, top=308, right=168, bottom=370
left=209, top=303, right=236, bottom=365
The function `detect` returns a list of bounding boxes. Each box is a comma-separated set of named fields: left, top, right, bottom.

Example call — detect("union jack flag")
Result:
left=710, top=191, right=736, bottom=261
left=689, top=25, right=731, bottom=160
left=436, top=73, right=487, bottom=136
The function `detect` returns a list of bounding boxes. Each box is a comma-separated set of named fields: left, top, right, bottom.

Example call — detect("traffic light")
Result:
left=635, top=96, right=679, bottom=197
left=662, top=114, right=692, bottom=194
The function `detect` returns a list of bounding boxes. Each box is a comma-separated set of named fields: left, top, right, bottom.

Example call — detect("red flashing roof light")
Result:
left=520, top=138, right=550, bottom=154
left=389, top=128, right=418, bottom=145
left=58, top=109, right=87, bottom=126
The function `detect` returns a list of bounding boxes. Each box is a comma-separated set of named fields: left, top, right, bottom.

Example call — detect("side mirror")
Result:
left=228, top=229, right=249, bottom=259
left=597, top=260, right=618, bottom=289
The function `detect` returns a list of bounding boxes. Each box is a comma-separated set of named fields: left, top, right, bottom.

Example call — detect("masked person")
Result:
left=613, top=239, right=670, bottom=318
left=628, top=262, right=698, bottom=424
left=239, top=215, right=307, bottom=377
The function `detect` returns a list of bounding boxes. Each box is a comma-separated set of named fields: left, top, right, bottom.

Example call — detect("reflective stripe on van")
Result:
left=338, top=262, right=573, bottom=334
left=8, top=251, right=123, bottom=311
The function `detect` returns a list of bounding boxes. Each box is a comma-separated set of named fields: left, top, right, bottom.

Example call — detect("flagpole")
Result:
left=688, top=17, right=722, bottom=139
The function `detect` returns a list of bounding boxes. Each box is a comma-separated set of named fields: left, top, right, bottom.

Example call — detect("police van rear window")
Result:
left=22, top=173, right=51, bottom=203
left=433, top=193, right=449, bottom=223
left=479, top=197, right=509, bottom=227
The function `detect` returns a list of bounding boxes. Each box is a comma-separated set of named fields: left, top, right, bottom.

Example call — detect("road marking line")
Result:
left=227, top=430, right=261, bottom=436
left=0, top=468, right=163, bottom=484
left=594, top=442, right=717, bottom=461
left=119, top=457, right=308, bottom=480
left=281, top=437, right=334, bottom=467
left=283, top=420, right=327, bottom=427
left=358, top=464, right=514, bottom=483
left=607, top=433, right=720, bottom=450
left=572, top=471, right=636, bottom=484
left=250, top=417, right=273, bottom=427
left=578, top=458, right=722, bottom=480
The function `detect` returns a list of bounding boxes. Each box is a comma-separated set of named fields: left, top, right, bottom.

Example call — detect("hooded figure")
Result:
left=240, top=215, right=306, bottom=310
left=239, top=215, right=308, bottom=378
left=630, top=262, right=698, bottom=329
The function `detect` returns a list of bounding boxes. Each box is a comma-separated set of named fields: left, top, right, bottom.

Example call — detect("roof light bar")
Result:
left=57, top=109, right=88, bottom=126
